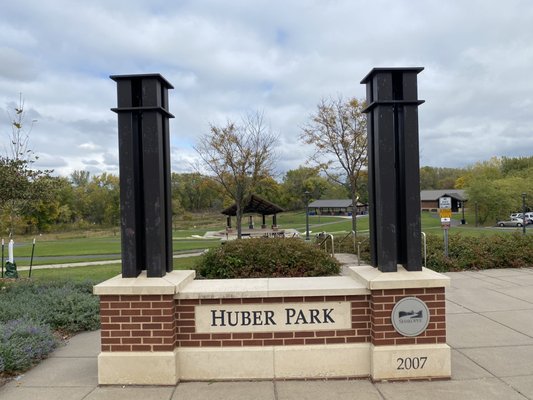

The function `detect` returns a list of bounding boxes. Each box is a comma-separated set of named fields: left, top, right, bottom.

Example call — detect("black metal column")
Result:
left=361, top=68, right=424, bottom=272
left=111, top=74, right=174, bottom=278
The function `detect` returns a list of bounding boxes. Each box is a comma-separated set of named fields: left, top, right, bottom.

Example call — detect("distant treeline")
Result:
left=2, top=156, right=532, bottom=234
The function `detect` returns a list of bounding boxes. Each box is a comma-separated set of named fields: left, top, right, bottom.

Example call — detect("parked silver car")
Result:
left=497, top=218, right=524, bottom=227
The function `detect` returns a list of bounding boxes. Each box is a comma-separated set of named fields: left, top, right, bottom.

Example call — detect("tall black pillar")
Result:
left=361, top=67, right=424, bottom=272
left=111, top=74, right=174, bottom=278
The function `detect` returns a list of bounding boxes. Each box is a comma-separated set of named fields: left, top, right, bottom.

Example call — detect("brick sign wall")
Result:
left=175, top=295, right=370, bottom=348
left=99, top=294, right=176, bottom=352
left=98, top=289, right=445, bottom=351
left=94, top=267, right=451, bottom=384
left=371, top=288, right=446, bottom=346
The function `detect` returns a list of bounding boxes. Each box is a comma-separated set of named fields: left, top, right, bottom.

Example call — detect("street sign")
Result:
left=439, top=209, right=452, bottom=219
left=439, top=196, right=452, bottom=209
left=440, top=217, right=451, bottom=223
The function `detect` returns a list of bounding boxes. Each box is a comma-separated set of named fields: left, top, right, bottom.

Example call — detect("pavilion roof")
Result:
left=221, top=194, right=284, bottom=216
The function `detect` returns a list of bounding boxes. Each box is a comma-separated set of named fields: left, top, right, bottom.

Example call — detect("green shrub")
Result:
left=0, top=318, right=57, bottom=373
left=337, top=232, right=533, bottom=273
left=0, top=280, right=100, bottom=334
left=426, top=233, right=533, bottom=272
left=195, top=238, right=340, bottom=279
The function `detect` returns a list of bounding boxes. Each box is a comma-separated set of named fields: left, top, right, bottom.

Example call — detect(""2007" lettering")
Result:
left=396, top=356, right=427, bottom=370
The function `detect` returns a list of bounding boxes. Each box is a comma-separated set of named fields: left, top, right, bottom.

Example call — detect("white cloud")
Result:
left=0, top=0, right=532, bottom=177
left=79, top=142, right=101, bottom=151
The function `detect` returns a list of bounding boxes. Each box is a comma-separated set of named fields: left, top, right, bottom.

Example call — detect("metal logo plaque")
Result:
left=391, top=297, right=430, bottom=337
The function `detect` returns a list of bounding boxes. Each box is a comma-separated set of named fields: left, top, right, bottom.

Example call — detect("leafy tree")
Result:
left=171, top=173, right=223, bottom=212
left=300, top=97, right=367, bottom=235
left=70, top=170, right=91, bottom=187
left=0, top=94, right=57, bottom=235
left=53, top=177, right=78, bottom=224
left=61, top=171, right=120, bottom=227
left=195, top=112, right=278, bottom=238
left=501, top=156, right=533, bottom=176
left=254, top=176, right=284, bottom=205
left=281, top=166, right=321, bottom=210
left=467, top=175, right=528, bottom=224
left=419, top=166, right=466, bottom=190
left=462, top=157, right=531, bottom=224
left=0, top=158, right=57, bottom=234
left=279, top=166, right=346, bottom=210
left=85, top=173, right=120, bottom=226
left=461, top=158, right=503, bottom=186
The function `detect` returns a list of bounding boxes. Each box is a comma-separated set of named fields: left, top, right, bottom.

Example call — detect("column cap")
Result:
left=360, top=67, right=424, bottom=84
left=110, top=73, right=174, bottom=89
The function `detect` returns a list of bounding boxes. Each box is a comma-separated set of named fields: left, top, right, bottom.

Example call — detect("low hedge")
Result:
left=195, top=237, right=340, bottom=279
left=426, top=233, right=533, bottom=272
left=344, top=233, right=533, bottom=272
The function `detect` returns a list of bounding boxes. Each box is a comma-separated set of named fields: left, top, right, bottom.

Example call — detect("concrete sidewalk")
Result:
left=2, top=268, right=533, bottom=399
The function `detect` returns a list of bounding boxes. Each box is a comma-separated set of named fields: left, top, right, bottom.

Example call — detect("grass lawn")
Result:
left=6, top=236, right=220, bottom=267
left=4, top=209, right=529, bottom=271
left=423, top=211, right=533, bottom=237
left=24, top=256, right=200, bottom=283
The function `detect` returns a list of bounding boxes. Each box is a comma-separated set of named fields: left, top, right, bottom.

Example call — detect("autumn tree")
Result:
left=195, top=112, right=278, bottom=238
left=281, top=166, right=346, bottom=210
left=419, top=166, right=466, bottom=190
left=300, top=97, right=367, bottom=235
left=463, top=157, right=532, bottom=225
left=171, top=173, right=223, bottom=212
left=254, top=176, right=284, bottom=206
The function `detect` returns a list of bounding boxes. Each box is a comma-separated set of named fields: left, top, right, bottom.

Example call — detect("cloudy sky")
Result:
left=1, top=0, right=533, bottom=178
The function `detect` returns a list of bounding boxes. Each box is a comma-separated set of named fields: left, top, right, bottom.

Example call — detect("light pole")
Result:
left=522, top=193, right=527, bottom=235
left=461, top=201, right=466, bottom=225
left=304, top=190, right=310, bottom=241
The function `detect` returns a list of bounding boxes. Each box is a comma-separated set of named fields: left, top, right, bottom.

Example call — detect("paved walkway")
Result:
left=2, top=267, right=533, bottom=399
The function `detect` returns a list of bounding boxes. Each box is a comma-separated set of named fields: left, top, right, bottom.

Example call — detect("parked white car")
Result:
left=509, top=213, right=533, bottom=224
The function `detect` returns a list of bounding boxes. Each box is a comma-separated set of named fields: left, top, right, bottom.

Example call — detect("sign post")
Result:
left=439, top=197, right=452, bottom=257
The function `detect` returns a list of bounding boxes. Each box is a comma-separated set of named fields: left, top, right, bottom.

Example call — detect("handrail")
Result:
left=318, top=233, right=335, bottom=256
left=353, top=233, right=426, bottom=267
left=337, top=230, right=356, bottom=253
left=421, top=231, right=427, bottom=268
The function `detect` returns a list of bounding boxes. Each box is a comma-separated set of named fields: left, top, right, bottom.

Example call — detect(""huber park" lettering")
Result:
left=210, top=308, right=335, bottom=327
left=194, top=302, right=351, bottom=333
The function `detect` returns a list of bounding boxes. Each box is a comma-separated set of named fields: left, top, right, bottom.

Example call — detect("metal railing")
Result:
left=421, top=231, right=427, bottom=268
left=318, top=233, right=334, bottom=256
left=315, top=231, right=427, bottom=267
left=357, top=236, right=370, bottom=266
left=337, top=230, right=356, bottom=254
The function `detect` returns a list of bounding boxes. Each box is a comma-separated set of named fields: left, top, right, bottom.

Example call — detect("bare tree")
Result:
left=195, top=111, right=278, bottom=238
left=5, top=93, right=37, bottom=161
left=300, top=97, right=367, bottom=236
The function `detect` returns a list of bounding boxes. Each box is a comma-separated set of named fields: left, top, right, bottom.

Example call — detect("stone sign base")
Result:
left=94, top=257, right=450, bottom=385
